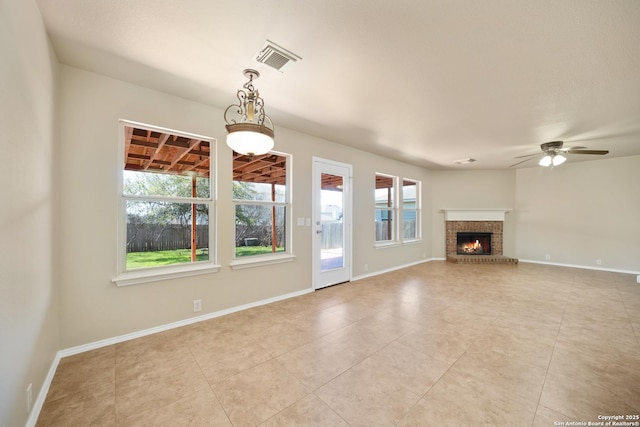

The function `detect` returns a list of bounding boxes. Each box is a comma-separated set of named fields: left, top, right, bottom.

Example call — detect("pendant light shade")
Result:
left=225, top=125, right=274, bottom=156
left=224, top=69, right=275, bottom=156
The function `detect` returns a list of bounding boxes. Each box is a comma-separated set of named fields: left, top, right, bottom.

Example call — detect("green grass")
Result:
left=126, top=249, right=209, bottom=269
left=235, top=246, right=284, bottom=257
left=126, top=246, right=284, bottom=268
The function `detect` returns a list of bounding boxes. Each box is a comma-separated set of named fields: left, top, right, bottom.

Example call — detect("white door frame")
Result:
left=312, top=157, right=353, bottom=290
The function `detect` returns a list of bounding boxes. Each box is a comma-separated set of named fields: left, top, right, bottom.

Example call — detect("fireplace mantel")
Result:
left=442, top=209, right=512, bottom=222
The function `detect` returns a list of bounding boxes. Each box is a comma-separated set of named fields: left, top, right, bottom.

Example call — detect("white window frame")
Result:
left=401, top=178, right=422, bottom=243
left=230, top=151, right=294, bottom=269
left=374, top=173, right=399, bottom=247
left=113, top=120, right=219, bottom=286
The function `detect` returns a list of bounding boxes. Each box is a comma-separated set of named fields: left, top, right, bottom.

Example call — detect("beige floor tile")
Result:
left=625, top=302, right=640, bottom=323
left=358, top=340, right=452, bottom=396
left=46, top=345, right=115, bottom=402
left=117, top=387, right=232, bottom=426
left=250, top=320, right=317, bottom=357
left=468, top=324, right=557, bottom=369
left=445, top=349, right=548, bottom=403
left=115, top=328, right=194, bottom=373
left=115, top=358, right=210, bottom=421
left=556, top=321, right=639, bottom=354
left=562, top=302, right=630, bottom=325
left=316, top=358, right=422, bottom=427
left=357, top=310, right=419, bottom=340
left=531, top=405, right=571, bottom=427
left=539, top=377, right=639, bottom=421
left=189, top=333, right=272, bottom=384
left=398, top=369, right=538, bottom=427
left=380, top=299, right=452, bottom=325
left=316, top=299, right=378, bottom=323
left=197, top=308, right=271, bottom=338
left=286, top=304, right=356, bottom=338
left=633, top=322, right=640, bottom=345
left=37, top=392, right=115, bottom=427
left=212, top=359, right=309, bottom=426
left=276, top=323, right=395, bottom=389
left=276, top=339, right=364, bottom=390
left=258, top=393, right=349, bottom=427
left=37, top=262, right=640, bottom=426
left=496, top=302, right=565, bottom=332
left=539, top=346, right=640, bottom=419
left=397, top=319, right=487, bottom=364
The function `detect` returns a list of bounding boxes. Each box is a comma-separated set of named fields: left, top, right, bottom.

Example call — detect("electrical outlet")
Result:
left=193, top=299, right=202, bottom=312
left=364, top=264, right=368, bottom=271
left=545, top=254, right=551, bottom=261
left=26, top=383, right=32, bottom=413
left=596, top=259, right=602, bottom=265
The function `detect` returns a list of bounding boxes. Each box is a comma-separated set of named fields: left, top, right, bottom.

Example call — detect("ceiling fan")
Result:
left=510, top=141, right=609, bottom=167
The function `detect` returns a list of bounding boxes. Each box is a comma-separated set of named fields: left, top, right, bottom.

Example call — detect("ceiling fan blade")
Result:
left=513, top=153, right=538, bottom=159
left=568, top=149, right=609, bottom=155
left=509, top=157, right=535, bottom=167
left=559, top=146, right=586, bottom=152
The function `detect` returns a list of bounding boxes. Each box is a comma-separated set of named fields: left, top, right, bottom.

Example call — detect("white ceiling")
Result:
left=36, top=0, right=640, bottom=170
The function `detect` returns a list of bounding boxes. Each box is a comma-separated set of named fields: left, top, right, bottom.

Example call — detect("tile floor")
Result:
left=37, top=261, right=640, bottom=426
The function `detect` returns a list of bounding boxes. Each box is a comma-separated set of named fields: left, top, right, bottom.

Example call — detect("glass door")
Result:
left=313, top=158, right=352, bottom=289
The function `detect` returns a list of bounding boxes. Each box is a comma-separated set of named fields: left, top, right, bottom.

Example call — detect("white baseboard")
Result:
left=58, top=287, right=314, bottom=358
left=27, top=287, right=313, bottom=426
left=519, top=259, right=640, bottom=276
left=25, top=353, right=60, bottom=427
left=352, top=258, right=437, bottom=281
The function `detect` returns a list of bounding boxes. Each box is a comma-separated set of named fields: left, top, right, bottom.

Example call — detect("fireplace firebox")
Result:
left=457, top=232, right=492, bottom=255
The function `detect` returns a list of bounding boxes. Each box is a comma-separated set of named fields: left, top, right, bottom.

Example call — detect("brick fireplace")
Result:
left=443, top=209, right=518, bottom=264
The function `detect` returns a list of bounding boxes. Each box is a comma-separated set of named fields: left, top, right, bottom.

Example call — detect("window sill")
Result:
left=113, top=263, right=221, bottom=287
left=230, top=253, right=296, bottom=270
left=375, top=241, right=401, bottom=249
left=403, top=239, right=422, bottom=245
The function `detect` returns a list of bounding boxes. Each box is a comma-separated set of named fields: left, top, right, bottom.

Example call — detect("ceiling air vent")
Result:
left=256, top=40, right=301, bottom=73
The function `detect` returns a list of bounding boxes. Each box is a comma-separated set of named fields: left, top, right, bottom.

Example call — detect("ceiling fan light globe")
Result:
left=552, top=154, right=567, bottom=166
left=538, top=155, right=552, bottom=167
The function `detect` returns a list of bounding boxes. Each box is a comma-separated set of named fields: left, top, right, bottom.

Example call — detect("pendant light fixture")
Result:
left=224, top=69, right=274, bottom=156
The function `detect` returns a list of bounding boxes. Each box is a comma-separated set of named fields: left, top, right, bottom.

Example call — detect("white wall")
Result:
left=57, top=65, right=431, bottom=348
left=430, top=169, right=517, bottom=258
left=57, top=69, right=639, bottom=354
left=515, top=156, right=640, bottom=272
left=0, top=1, right=59, bottom=426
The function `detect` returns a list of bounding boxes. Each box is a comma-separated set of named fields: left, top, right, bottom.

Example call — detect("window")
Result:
left=114, top=121, right=217, bottom=286
left=232, top=151, right=292, bottom=267
left=375, top=173, right=398, bottom=243
left=402, top=179, right=421, bottom=241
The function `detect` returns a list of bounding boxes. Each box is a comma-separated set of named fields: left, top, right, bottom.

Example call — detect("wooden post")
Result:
left=387, top=187, right=392, bottom=240
left=191, top=175, right=197, bottom=262
left=271, top=183, right=277, bottom=253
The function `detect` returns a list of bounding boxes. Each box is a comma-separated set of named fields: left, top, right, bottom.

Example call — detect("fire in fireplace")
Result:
left=457, top=232, right=492, bottom=255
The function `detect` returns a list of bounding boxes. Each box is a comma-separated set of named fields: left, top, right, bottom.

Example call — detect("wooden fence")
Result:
left=127, top=220, right=416, bottom=252
left=321, top=222, right=343, bottom=249
left=375, top=220, right=416, bottom=241
left=126, top=224, right=208, bottom=252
